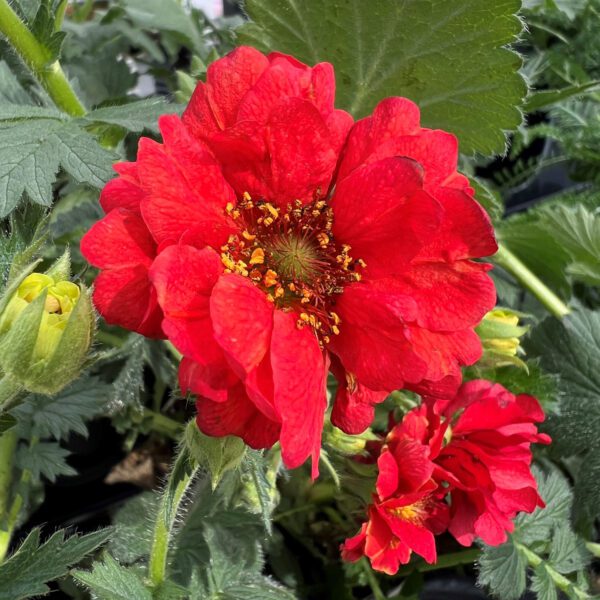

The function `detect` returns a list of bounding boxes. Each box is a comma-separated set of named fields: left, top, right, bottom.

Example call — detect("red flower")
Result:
left=342, top=436, right=448, bottom=573
left=394, top=380, right=551, bottom=546
left=81, top=47, right=497, bottom=475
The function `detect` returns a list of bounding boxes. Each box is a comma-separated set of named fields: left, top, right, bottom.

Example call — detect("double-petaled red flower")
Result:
left=342, top=380, right=550, bottom=573
left=342, top=436, right=449, bottom=573
left=81, top=47, right=497, bottom=475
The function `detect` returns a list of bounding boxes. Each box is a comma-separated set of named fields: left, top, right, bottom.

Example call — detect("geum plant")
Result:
left=0, top=1, right=599, bottom=599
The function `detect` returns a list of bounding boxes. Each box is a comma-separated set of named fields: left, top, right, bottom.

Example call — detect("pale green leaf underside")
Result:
left=238, top=0, right=526, bottom=156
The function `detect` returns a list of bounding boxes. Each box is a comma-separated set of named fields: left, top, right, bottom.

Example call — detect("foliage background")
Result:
left=0, top=0, right=599, bottom=599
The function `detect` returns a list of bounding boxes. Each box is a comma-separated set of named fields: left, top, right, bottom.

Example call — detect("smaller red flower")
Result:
left=392, top=380, right=551, bottom=546
left=341, top=436, right=449, bottom=573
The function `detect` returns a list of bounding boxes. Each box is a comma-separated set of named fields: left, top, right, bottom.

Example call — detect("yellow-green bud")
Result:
left=0, top=256, right=94, bottom=394
left=322, top=421, right=379, bottom=456
left=476, top=308, right=529, bottom=370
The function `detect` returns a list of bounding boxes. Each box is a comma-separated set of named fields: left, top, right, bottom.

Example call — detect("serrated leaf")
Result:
left=83, top=99, right=184, bottom=133
left=11, top=376, right=110, bottom=440
left=15, top=441, right=76, bottom=482
left=548, top=522, right=589, bottom=575
left=108, top=492, right=158, bottom=565
left=0, top=119, right=116, bottom=216
left=525, top=81, right=600, bottom=112
left=238, top=0, right=526, bottom=156
left=478, top=540, right=527, bottom=600
left=0, top=528, right=110, bottom=600
left=0, top=61, right=31, bottom=104
left=109, top=336, right=145, bottom=413
left=531, top=565, right=558, bottom=600
left=516, top=468, right=572, bottom=545
left=72, top=553, right=152, bottom=600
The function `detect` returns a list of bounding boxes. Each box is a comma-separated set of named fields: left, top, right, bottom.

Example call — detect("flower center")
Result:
left=220, top=193, right=366, bottom=344
left=387, top=499, right=427, bottom=526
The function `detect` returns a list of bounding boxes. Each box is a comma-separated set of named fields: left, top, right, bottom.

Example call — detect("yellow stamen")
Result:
left=249, top=248, right=265, bottom=265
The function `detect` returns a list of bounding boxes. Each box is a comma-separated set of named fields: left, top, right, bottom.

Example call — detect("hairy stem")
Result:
left=143, top=408, right=184, bottom=441
left=516, top=543, right=587, bottom=599
left=493, top=244, right=570, bottom=318
left=0, top=435, right=35, bottom=563
left=148, top=445, right=198, bottom=588
left=0, top=0, right=86, bottom=116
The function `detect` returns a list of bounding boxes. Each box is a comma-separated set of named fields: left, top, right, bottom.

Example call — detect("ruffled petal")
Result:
left=210, top=273, right=274, bottom=377
left=331, top=157, right=442, bottom=276
left=195, top=381, right=281, bottom=449
left=92, top=266, right=163, bottom=338
left=81, top=208, right=156, bottom=269
left=100, top=162, right=144, bottom=214
left=137, top=115, right=237, bottom=248
left=270, top=310, right=328, bottom=476
left=149, top=244, right=223, bottom=365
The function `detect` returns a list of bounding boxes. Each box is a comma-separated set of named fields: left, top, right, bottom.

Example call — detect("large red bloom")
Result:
left=81, top=46, right=497, bottom=475
left=392, top=380, right=550, bottom=546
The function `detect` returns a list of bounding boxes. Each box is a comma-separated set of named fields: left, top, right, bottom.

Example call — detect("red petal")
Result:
left=328, top=281, right=427, bottom=391
left=397, top=260, right=496, bottom=331
left=331, top=157, right=442, bottom=276
left=195, top=381, right=281, bottom=449
left=149, top=244, right=223, bottom=365
left=265, top=98, right=339, bottom=204
left=81, top=208, right=156, bottom=269
left=210, top=273, right=274, bottom=377
left=137, top=115, right=236, bottom=248
left=179, top=356, right=238, bottom=403
left=100, top=162, right=144, bottom=214
left=92, top=266, right=163, bottom=338
left=389, top=518, right=437, bottom=564
left=183, top=46, right=269, bottom=136
left=338, top=97, right=422, bottom=181
left=270, top=311, right=328, bottom=476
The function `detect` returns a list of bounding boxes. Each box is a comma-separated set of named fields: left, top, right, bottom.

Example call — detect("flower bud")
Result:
left=322, top=421, right=380, bottom=456
left=0, top=254, right=94, bottom=394
left=476, top=308, right=529, bottom=370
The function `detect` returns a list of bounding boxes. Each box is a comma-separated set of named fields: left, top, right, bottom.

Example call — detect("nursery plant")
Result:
left=0, top=1, right=599, bottom=599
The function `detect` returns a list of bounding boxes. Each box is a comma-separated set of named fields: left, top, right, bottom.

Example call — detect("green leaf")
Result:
left=524, top=309, right=600, bottom=521
left=238, top=0, right=526, bottom=156
left=185, top=420, right=246, bottom=490
left=72, top=553, right=153, bottom=600
left=478, top=540, right=528, bottom=600
left=0, top=528, right=111, bottom=600
left=0, top=61, right=31, bottom=104
left=109, top=492, right=158, bottom=565
left=83, top=99, right=184, bottom=133
left=524, top=81, right=600, bottom=112
left=531, top=565, right=558, bottom=600
left=11, top=376, right=110, bottom=440
left=537, top=205, right=600, bottom=286
left=15, top=441, right=76, bottom=482
left=0, top=118, right=116, bottom=216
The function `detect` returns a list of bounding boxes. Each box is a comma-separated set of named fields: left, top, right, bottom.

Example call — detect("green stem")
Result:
left=0, top=0, right=86, bottom=116
left=516, top=543, right=587, bottom=599
left=148, top=445, right=198, bottom=588
left=143, top=408, right=184, bottom=441
left=394, top=548, right=481, bottom=578
left=362, top=558, right=386, bottom=600
left=493, top=244, right=570, bottom=318
left=0, top=436, right=35, bottom=563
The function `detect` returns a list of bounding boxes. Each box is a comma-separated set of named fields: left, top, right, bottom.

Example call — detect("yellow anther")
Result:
left=232, top=210, right=240, bottom=219
left=264, top=270, right=278, bottom=287
left=299, top=313, right=310, bottom=323
left=357, top=258, right=367, bottom=268
left=288, top=282, right=296, bottom=292
left=330, top=312, right=341, bottom=325
left=249, top=248, right=265, bottom=265
left=332, top=325, right=340, bottom=335
left=308, top=315, right=318, bottom=327
left=221, top=254, right=235, bottom=271
left=342, top=244, right=352, bottom=253
left=242, top=230, right=256, bottom=241
left=267, top=294, right=275, bottom=303
left=315, top=200, right=326, bottom=210
left=323, top=335, right=330, bottom=344
left=264, top=203, right=279, bottom=219
left=243, top=191, right=252, bottom=201
left=353, top=272, right=362, bottom=281
left=316, top=232, right=329, bottom=248
left=263, top=217, right=274, bottom=227
left=226, top=202, right=234, bottom=213
left=274, top=285, right=285, bottom=298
